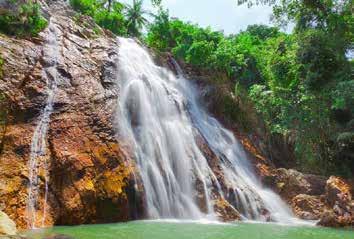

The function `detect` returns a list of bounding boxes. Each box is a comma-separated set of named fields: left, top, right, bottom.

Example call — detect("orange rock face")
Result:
left=291, top=194, right=327, bottom=220
left=0, top=2, right=145, bottom=229
left=325, top=176, right=352, bottom=206
left=318, top=176, right=354, bottom=227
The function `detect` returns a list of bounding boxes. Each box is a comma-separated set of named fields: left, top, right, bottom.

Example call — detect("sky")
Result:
left=121, top=0, right=275, bottom=34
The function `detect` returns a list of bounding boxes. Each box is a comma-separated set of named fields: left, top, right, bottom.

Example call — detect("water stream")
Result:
left=27, top=21, right=60, bottom=229
left=116, top=37, right=304, bottom=224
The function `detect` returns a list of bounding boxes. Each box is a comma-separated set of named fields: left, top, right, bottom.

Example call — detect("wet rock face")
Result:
left=0, top=2, right=144, bottom=229
left=194, top=133, right=242, bottom=221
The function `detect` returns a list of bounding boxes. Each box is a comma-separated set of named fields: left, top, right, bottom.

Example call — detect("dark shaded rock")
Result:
left=267, top=168, right=326, bottom=202
left=318, top=211, right=341, bottom=227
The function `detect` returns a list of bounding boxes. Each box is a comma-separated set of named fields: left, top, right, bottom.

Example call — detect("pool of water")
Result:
left=24, top=220, right=354, bottom=239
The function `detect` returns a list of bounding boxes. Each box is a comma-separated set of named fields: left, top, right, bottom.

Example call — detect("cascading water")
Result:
left=27, top=21, right=60, bottom=229
left=116, top=37, right=305, bottom=224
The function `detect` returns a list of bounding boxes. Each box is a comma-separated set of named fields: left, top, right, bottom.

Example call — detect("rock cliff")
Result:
left=0, top=1, right=144, bottom=229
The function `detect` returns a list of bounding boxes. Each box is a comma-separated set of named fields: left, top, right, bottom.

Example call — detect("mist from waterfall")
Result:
left=27, top=22, right=60, bottom=229
left=116, top=37, right=305, bottom=224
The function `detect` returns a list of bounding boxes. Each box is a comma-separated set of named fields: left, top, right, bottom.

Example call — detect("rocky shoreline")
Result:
left=264, top=169, right=354, bottom=227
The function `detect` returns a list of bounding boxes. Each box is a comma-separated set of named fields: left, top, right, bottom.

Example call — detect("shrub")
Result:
left=69, top=0, right=127, bottom=36
left=0, top=0, right=47, bottom=36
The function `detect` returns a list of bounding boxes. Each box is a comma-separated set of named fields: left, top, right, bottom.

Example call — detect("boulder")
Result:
left=325, top=176, right=352, bottom=206
left=291, top=194, right=326, bottom=220
left=318, top=211, right=341, bottom=227
left=0, top=211, right=17, bottom=236
left=213, top=198, right=241, bottom=222
left=318, top=208, right=354, bottom=228
left=317, top=176, right=354, bottom=227
left=267, top=168, right=326, bottom=202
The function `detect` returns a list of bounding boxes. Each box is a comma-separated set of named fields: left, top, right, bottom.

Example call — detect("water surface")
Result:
left=25, top=220, right=354, bottom=239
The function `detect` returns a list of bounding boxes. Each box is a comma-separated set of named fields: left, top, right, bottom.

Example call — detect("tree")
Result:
left=151, top=0, right=162, bottom=7
left=124, top=0, right=148, bottom=37
left=70, top=0, right=127, bottom=35
left=238, top=0, right=353, bottom=176
left=107, top=0, right=113, bottom=12
left=146, top=0, right=353, bottom=175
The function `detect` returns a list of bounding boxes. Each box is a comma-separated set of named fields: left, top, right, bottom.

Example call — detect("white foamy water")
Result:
left=116, top=37, right=306, bottom=224
left=27, top=22, right=60, bottom=229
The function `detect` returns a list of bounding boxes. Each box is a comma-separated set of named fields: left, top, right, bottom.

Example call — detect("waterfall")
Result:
left=27, top=21, right=60, bottom=229
left=116, top=37, right=304, bottom=224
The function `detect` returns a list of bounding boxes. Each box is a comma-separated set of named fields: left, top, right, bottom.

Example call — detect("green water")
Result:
left=25, top=220, right=354, bottom=239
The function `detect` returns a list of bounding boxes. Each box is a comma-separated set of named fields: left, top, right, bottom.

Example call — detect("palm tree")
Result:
left=124, top=0, right=148, bottom=37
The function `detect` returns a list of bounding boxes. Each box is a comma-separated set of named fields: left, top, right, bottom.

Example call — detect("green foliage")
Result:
left=146, top=2, right=353, bottom=176
left=332, top=80, right=354, bottom=112
left=70, top=0, right=97, bottom=15
left=146, top=8, right=171, bottom=50
left=70, top=0, right=128, bottom=36
left=70, top=0, right=152, bottom=37
left=211, top=38, right=242, bottom=77
left=243, top=24, right=280, bottom=40
left=297, top=29, right=348, bottom=90
left=0, top=0, right=47, bottom=36
left=186, top=40, right=215, bottom=67
left=124, top=0, right=148, bottom=37
left=151, top=0, right=162, bottom=7
left=95, top=2, right=127, bottom=35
